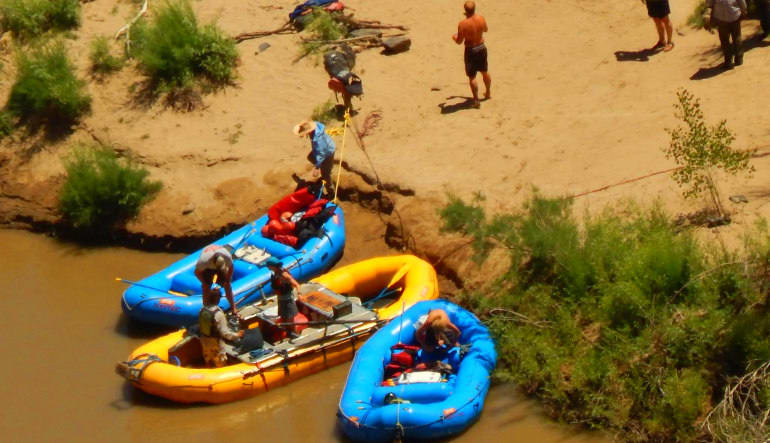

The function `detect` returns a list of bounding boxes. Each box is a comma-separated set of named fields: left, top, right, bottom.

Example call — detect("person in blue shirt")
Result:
left=293, top=120, right=336, bottom=186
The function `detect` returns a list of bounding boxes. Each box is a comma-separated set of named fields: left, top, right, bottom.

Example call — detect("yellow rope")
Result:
left=332, top=108, right=350, bottom=203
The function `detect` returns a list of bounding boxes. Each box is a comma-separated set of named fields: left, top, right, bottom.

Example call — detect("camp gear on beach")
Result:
left=120, top=187, right=345, bottom=327
left=323, top=48, right=355, bottom=78
left=117, top=255, right=439, bottom=404
left=338, top=300, right=496, bottom=442
left=289, top=0, right=335, bottom=21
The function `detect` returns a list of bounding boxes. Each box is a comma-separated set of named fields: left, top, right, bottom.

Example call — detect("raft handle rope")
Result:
left=118, top=353, right=162, bottom=381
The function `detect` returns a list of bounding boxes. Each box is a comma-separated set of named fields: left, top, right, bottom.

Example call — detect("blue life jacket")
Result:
left=289, top=0, right=335, bottom=21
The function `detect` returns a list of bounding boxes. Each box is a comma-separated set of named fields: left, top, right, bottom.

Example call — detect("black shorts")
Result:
left=646, top=0, right=670, bottom=19
left=464, top=44, right=488, bottom=78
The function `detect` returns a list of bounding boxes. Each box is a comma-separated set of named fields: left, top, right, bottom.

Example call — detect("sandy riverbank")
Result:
left=1, top=0, right=769, bottom=285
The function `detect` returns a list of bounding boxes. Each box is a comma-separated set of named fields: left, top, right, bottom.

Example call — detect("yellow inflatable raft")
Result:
left=117, top=255, right=438, bottom=404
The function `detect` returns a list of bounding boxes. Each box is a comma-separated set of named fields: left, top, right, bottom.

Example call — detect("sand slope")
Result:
left=1, top=0, right=769, bottom=270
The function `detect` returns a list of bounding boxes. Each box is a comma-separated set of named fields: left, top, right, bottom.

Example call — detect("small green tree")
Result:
left=89, top=36, right=124, bottom=75
left=7, top=41, right=91, bottom=126
left=59, top=145, right=162, bottom=232
left=664, top=89, right=754, bottom=218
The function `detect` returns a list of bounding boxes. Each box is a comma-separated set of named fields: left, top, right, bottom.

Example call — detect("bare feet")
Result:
left=472, top=99, right=481, bottom=109
left=663, top=42, right=674, bottom=52
left=484, top=91, right=491, bottom=100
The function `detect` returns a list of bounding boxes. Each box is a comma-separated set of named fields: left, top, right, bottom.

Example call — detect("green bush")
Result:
left=131, top=0, right=237, bottom=92
left=89, top=36, right=124, bottom=75
left=59, top=145, right=162, bottom=231
left=0, top=0, right=80, bottom=40
left=311, top=99, right=337, bottom=123
left=7, top=41, right=91, bottom=125
left=687, top=1, right=708, bottom=29
left=441, top=194, right=770, bottom=441
left=0, top=110, right=14, bottom=138
left=300, top=8, right=347, bottom=55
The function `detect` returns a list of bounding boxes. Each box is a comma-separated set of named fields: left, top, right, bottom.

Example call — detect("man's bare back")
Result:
left=456, top=14, right=487, bottom=47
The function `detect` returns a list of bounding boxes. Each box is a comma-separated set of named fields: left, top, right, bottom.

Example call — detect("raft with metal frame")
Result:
left=337, top=299, right=496, bottom=441
left=116, top=255, right=439, bottom=404
left=120, top=186, right=345, bottom=327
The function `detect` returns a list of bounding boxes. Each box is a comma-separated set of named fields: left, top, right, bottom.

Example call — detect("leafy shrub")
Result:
left=0, top=110, right=14, bottom=138
left=441, top=194, right=770, bottom=441
left=311, top=99, right=337, bottom=123
left=687, top=0, right=708, bottom=29
left=300, top=8, right=347, bottom=55
left=59, top=145, right=162, bottom=231
left=7, top=41, right=91, bottom=125
left=89, top=36, right=124, bottom=75
left=131, top=0, right=237, bottom=92
left=0, top=0, right=80, bottom=40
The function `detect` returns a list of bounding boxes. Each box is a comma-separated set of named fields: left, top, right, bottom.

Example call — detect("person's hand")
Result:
left=452, top=33, right=457, bottom=41
left=312, top=167, right=320, bottom=178
left=238, top=330, right=245, bottom=338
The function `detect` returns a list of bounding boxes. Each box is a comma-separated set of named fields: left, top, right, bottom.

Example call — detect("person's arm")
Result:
left=704, top=0, right=714, bottom=31
left=283, top=270, right=302, bottom=292
left=452, top=23, right=464, bottom=44
left=483, top=16, right=488, bottom=32
left=738, top=0, right=748, bottom=18
left=215, top=310, right=241, bottom=342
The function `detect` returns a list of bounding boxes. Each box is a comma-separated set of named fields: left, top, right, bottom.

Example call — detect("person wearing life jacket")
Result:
left=198, top=288, right=244, bottom=368
left=265, top=257, right=308, bottom=337
left=194, top=244, right=238, bottom=317
left=414, top=309, right=461, bottom=353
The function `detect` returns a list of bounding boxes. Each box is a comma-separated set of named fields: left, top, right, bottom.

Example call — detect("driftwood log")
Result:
left=233, top=13, right=408, bottom=43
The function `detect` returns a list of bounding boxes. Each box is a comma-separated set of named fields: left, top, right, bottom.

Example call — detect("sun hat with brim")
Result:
left=293, top=120, right=316, bottom=137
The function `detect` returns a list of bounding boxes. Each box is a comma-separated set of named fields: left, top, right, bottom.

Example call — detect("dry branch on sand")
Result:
left=703, top=360, right=770, bottom=442
left=233, top=14, right=407, bottom=45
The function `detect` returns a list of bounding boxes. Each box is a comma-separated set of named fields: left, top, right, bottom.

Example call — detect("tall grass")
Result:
left=7, top=41, right=91, bottom=125
left=130, top=0, right=237, bottom=92
left=441, top=194, right=770, bottom=441
left=300, top=8, right=347, bottom=56
left=0, top=0, right=80, bottom=40
left=311, top=100, right=338, bottom=123
left=59, top=145, right=162, bottom=231
left=89, top=36, right=124, bottom=75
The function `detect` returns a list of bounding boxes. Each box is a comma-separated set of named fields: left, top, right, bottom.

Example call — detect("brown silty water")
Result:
left=0, top=210, right=607, bottom=442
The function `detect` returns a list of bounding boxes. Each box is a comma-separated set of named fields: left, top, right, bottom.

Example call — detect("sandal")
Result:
left=663, top=42, right=674, bottom=52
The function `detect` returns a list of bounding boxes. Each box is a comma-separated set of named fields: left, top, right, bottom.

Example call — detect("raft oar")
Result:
left=115, top=278, right=189, bottom=297
left=275, top=318, right=385, bottom=327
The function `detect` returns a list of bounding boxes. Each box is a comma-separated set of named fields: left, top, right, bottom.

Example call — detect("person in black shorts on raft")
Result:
left=452, top=1, right=491, bottom=109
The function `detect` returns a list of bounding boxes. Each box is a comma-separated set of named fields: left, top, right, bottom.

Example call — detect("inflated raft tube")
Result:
left=117, top=255, right=439, bottom=404
left=337, top=299, right=496, bottom=441
left=121, top=187, right=345, bottom=327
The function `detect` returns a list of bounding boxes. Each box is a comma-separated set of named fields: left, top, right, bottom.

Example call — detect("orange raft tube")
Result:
left=117, top=255, right=438, bottom=404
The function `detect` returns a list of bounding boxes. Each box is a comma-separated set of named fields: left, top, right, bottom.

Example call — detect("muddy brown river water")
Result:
left=0, top=222, right=607, bottom=442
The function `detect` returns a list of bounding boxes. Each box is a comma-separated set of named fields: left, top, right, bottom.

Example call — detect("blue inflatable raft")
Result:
left=337, top=299, right=496, bottom=441
left=121, top=188, right=345, bottom=327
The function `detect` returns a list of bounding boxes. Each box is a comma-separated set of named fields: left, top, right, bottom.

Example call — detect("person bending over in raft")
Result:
left=415, top=309, right=461, bottom=353
left=195, top=244, right=238, bottom=318
left=199, top=288, right=244, bottom=367
left=265, top=257, right=307, bottom=338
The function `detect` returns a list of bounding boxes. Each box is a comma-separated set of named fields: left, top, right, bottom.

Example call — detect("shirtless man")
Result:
left=452, top=1, right=491, bottom=108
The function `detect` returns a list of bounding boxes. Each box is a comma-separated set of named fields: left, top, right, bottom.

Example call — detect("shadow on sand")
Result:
left=691, top=33, right=770, bottom=80
left=613, top=47, right=662, bottom=62
left=438, top=95, right=484, bottom=114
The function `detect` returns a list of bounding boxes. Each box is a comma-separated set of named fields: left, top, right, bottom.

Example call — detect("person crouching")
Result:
left=198, top=288, right=244, bottom=368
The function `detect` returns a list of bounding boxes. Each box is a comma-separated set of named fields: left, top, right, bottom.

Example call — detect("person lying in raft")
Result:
left=195, top=244, right=238, bottom=318
left=199, top=288, right=244, bottom=368
left=415, top=309, right=461, bottom=353
left=265, top=257, right=307, bottom=338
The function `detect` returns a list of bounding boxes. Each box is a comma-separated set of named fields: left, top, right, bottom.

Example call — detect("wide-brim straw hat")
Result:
left=292, top=120, right=316, bottom=137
